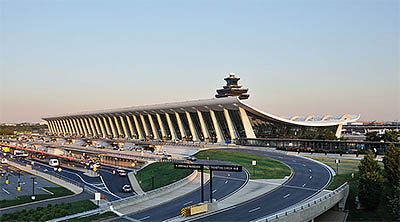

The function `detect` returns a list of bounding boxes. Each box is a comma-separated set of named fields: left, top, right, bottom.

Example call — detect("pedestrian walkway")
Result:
left=127, top=172, right=144, bottom=195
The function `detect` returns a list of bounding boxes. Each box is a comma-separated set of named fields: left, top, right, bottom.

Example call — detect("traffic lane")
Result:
left=98, top=168, right=135, bottom=198
left=193, top=149, right=331, bottom=222
left=13, top=158, right=123, bottom=201
left=119, top=170, right=247, bottom=222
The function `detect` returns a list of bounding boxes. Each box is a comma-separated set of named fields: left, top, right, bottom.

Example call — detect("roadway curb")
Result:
left=178, top=154, right=296, bottom=222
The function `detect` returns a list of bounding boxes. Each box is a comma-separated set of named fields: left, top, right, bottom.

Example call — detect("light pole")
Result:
left=31, top=177, right=36, bottom=200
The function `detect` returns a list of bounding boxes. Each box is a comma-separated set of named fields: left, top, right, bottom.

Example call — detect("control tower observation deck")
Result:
left=215, top=73, right=250, bottom=100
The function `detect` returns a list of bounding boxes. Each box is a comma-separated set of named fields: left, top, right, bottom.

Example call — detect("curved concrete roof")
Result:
left=43, top=97, right=360, bottom=126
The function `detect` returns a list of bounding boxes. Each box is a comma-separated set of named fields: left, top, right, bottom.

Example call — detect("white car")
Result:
left=1, top=158, right=8, bottom=164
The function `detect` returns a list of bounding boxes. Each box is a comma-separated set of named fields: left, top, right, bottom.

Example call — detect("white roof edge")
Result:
left=237, top=100, right=360, bottom=127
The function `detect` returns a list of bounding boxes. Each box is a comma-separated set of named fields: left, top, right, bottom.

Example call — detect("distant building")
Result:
left=43, top=73, right=359, bottom=142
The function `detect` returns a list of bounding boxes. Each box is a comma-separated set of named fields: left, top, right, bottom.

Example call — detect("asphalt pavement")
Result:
left=115, top=160, right=249, bottom=222
left=190, top=148, right=332, bottom=222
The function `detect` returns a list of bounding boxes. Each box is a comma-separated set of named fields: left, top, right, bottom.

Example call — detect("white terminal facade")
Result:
left=43, top=74, right=360, bottom=142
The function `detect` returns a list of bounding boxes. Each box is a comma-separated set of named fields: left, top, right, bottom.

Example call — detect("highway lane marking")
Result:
left=248, top=207, right=261, bottom=213
left=225, top=180, right=228, bottom=184
left=184, top=201, right=193, bottom=206
left=212, top=189, right=217, bottom=193
left=2, top=188, right=10, bottom=194
left=283, top=193, right=291, bottom=199
left=122, top=216, right=141, bottom=222
left=100, top=175, right=122, bottom=199
left=309, top=169, right=312, bottom=173
left=138, top=216, right=150, bottom=221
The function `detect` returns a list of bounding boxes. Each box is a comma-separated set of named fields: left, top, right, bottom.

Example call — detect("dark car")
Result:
left=187, top=156, right=197, bottom=161
left=117, top=169, right=127, bottom=176
left=122, top=184, right=132, bottom=193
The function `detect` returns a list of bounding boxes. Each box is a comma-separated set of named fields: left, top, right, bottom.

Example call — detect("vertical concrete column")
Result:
left=125, top=115, right=136, bottom=139
left=148, top=114, right=159, bottom=139
left=165, top=113, right=177, bottom=140
left=335, top=124, right=343, bottom=138
left=107, top=116, right=118, bottom=138
left=49, top=121, right=57, bottom=134
left=90, top=117, right=102, bottom=136
left=88, top=118, right=97, bottom=137
left=132, top=115, right=143, bottom=139
left=47, top=121, right=54, bottom=134
left=80, top=118, right=88, bottom=136
left=209, top=110, right=224, bottom=143
left=102, top=116, right=112, bottom=137
left=97, top=117, right=106, bottom=138
left=175, top=112, right=186, bottom=138
left=46, top=121, right=53, bottom=134
left=61, top=119, right=69, bottom=135
left=139, top=115, right=150, bottom=137
left=68, top=119, right=76, bottom=135
left=156, top=113, right=166, bottom=138
left=239, top=107, right=256, bottom=138
left=71, top=119, right=80, bottom=135
left=113, top=116, right=123, bottom=137
left=224, top=108, right=236, bottom=140
left=66, top=119, right=74, bottom=135
left=75, top=118, right=84, bottom=136
left=58, top=120, right=66, bottom=135
left=197, top=111, right=209, bottom=139
left=186, top=112, right=199, bottom=141
left=84, top=118, right=92, bottom=136
left=120, top=115, right=129, bottom=139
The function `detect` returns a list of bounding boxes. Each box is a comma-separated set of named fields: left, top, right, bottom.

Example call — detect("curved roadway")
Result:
left=191, top=148, right=332, bottom=221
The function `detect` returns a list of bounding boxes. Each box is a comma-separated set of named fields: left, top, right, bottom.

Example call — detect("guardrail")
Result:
left=257, top=182, right=349, bottom=222
left=109, top=170, right=198, bottom=209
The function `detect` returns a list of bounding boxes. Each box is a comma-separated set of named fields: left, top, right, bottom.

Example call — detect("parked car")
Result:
left=117, top=169, right=127, bottom=176
left=187, top=156, right=197, bottom=161
left=122, top=184, right=132, bottom=193
left=1, top=158, right=8, bottom=164
left=162, top=154, right=172, bottom=161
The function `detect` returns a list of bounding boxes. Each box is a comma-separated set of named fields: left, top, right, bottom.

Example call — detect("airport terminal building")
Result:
left=43, top=74, right=359, bottom=143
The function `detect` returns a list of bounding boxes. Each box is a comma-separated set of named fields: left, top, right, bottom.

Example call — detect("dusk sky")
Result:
left=0, top=0, right=399, bottom=123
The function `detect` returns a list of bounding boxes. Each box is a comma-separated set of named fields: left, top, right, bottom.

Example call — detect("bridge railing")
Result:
left=257, top=182, right=349, bottom=222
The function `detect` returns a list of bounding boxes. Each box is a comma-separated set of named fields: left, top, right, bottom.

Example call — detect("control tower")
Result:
left=215, top=73, right=249, bottom=100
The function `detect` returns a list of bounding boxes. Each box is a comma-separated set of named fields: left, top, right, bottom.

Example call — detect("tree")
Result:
left=387, top=185, right=400, bottom=221
left=358, top=150, right=384, bottom=210
left=366, top=131, right=379, bottom=141
left=382, top=131, right=399, bottom=142
left=383, top=144, right=400, bottom=187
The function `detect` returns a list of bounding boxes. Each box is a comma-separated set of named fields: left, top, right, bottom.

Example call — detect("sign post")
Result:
left=174, top=163, right=242, bottom=203
left=335, top=159, right=340, bottom=175
left=252, top=160, right=256, bottom=177
left=95, top=192, right=101, bottom=206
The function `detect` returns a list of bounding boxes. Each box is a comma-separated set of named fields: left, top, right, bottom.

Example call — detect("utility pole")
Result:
left=209, top=169, right=213, bottom=203
left=31, top=177, right=36, bottom=200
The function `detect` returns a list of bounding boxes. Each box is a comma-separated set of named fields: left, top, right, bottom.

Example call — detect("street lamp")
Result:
left=31, top=177, right=36, bottom=200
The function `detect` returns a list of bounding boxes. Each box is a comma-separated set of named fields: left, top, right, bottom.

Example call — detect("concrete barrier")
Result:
left=256, top=182, right=349, bottom=222
left=110, top=170, right=198, bottom=210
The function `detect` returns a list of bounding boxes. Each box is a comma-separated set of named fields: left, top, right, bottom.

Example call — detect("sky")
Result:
left=0, top=0, right=399, bottom=123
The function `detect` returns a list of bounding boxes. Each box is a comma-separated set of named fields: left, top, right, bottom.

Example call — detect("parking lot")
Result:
left=0, top=164, right=60, bottom=200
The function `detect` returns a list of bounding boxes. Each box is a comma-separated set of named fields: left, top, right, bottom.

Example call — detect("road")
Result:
left=10, top=157, right=134, bottom=201
left=116, top=160, right=249, bottom=222
left=191, top=148, right=332, bottom=222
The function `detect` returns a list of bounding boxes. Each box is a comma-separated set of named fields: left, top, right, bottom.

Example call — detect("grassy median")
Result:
left=136, top=162, right=193, bottom=192
left=0, top=200, right=97, bottom=222
left=195, top=149, right=291, bottom=179
left=0, top=186, right=74, bottom=209
left=308, top=156, right=391, bottom=222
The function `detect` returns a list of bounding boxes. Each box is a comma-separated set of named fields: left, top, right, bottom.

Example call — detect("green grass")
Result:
left=195, top=149, right=291, bottom=179
left=0, top=186, right=74, bottom=209
left=68, top=211, right=117, bottom=222
left=0, top=200, right=97, bottom=222
left=135, top=162, right=193, bottom=192
left=308, top=156, right=392, bottom=222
